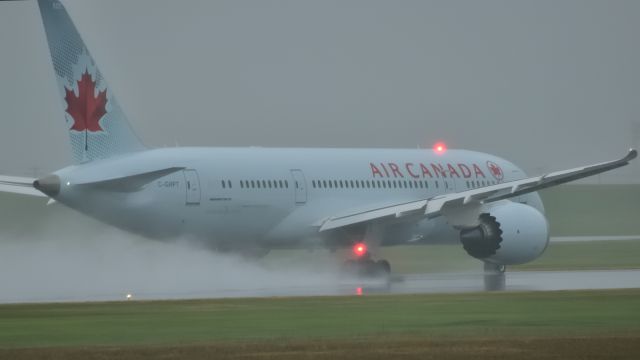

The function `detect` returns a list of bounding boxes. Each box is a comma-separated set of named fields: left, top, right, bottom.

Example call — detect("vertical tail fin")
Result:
left=37, top=0, right=145, bottom=163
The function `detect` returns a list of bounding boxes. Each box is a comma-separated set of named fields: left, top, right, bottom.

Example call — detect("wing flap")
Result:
left=319, top=200, right=427, bottom=232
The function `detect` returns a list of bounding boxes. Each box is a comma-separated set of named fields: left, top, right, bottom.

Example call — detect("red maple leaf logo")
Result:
left=487, top=161, right=504, bottom=181
left=65, top=69, right=107, bottom=132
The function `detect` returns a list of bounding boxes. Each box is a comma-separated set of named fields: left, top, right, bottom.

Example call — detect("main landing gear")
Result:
left=483, top=262, right=506, bottom=291
left=341, top=242, right=391, bottom=278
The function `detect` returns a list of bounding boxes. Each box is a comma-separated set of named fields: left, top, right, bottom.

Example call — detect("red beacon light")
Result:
left=433, top=141, right=447, bottom=155
left=353, top=242, right=368, bottom=258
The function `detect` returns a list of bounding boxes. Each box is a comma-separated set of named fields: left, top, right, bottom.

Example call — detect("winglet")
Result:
left=625, top=148, right=637, bottom=162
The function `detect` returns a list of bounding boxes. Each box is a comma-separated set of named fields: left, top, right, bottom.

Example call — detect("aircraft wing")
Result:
left=0, top=175, right=47, bottom=197
left=319, top=149, right=637, bottom=231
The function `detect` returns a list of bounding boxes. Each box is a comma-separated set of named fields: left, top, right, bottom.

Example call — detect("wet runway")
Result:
left=188, top=269, right=640, bottom=298
left=6, top=269, right=637, bottom=303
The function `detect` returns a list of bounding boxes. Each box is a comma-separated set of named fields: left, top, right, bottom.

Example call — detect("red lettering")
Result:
left=388, top=163, right=404, bottom=178
left=405, top=163, right=419, bottom=178
left=380, top=163, right=390, bottom=177
left=447, top=163, right=460, bottom=178
left=431, top=163, right=447, bottom=178
left=457, top=163, right=472, bottom=178
left=370, top=163, right=384, bottom=178
left=473, top=164, right=486, bottom=178
left=420, top=163, right=433, bottom=178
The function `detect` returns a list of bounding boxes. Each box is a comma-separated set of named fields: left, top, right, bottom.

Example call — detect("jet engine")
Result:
left=459, top=202, right=549, bottom=265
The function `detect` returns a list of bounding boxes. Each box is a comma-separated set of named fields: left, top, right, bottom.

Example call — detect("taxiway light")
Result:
left=353, top=242, right=367, bottom=257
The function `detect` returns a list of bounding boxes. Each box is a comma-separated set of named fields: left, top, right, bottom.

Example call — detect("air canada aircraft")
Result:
left=0, top=0, right=637, bottom=290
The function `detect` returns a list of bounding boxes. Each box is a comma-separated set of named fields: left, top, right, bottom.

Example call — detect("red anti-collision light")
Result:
left=353, top=242, right=368, bottom=257
left=433, top=141, right=447, bottom=154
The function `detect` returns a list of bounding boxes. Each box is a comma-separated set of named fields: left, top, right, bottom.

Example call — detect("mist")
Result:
left=0, top=204, right=342, bottom=304
left=1, top=0, right=639, bottom=182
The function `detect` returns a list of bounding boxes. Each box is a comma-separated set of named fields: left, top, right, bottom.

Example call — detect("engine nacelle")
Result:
left=459, top=202, right=549, bottom=265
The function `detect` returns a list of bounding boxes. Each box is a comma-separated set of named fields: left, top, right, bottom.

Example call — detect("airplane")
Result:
left=0, top=0, right=636, bottom=291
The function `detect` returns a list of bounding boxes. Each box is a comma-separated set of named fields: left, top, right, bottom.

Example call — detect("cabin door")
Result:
left=290, top=169, right=307, bottom=204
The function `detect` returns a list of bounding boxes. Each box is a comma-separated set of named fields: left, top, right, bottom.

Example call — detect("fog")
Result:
left=0, top=0, right=639, bottom=303
left=0, top=204, right=342, bottom=303
left=0, top=0, right=639, bottom=182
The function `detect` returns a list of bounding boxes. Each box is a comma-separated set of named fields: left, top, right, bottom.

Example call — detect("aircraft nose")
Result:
left=33, top=174, right=61, bottom=197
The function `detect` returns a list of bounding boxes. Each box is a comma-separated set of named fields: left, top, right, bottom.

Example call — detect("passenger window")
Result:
left=228, top=180, right=232, bottom=189
left=221, top=180, right=226, bottom=189
left=435, top=181, right=439, bottom=188
left=285, top=180, right=289, bottom=188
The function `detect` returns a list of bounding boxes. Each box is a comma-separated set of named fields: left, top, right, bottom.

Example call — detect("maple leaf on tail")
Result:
left=64, top=69, right=108, bottom=151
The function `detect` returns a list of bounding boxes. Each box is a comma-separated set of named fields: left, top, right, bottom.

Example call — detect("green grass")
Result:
left=0, top=289, right=638, bottom=349
left=540, top=184, right=640, bottom=236
left=514, top=240, right=640, bottom=271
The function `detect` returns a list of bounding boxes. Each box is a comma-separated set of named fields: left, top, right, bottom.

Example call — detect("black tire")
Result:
left=342, top=259, right=358, bottom=275
left=376, top=259, right=391, bottom=275
left=358, top=258, right=377, bottom=277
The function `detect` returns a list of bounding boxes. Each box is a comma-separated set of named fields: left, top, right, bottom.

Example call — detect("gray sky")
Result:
left=0, top=0, right=639, bottom=181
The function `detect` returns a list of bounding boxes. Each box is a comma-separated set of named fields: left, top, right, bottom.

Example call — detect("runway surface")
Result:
left=175, top=269, right=640, bottom=299
left=3, top=269, right=639, bottom=304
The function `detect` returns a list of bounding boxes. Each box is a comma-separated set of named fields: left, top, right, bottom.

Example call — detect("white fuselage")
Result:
left=51, top=147, right=544, bottom=251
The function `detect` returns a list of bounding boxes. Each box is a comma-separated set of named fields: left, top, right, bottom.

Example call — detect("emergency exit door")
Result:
left=183, top=169, right=201, bottom=205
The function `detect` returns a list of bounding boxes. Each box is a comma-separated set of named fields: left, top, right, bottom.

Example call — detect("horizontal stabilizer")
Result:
left=77, top=167, right=185, bottom=192
left=0, top=175, right=47, bottom=197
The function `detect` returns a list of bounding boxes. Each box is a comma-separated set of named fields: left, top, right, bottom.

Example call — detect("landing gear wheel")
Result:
left=376, top=260, right=391, bottom=275
left=342, top=257, right=391, bottom=279
left=483, top=262, right=506, bottom=291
